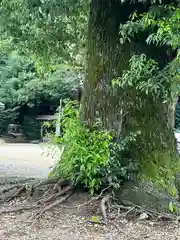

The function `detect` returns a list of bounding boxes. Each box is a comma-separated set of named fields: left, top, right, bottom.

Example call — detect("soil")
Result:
left=0, top=192, right=180, bottom=240
left=1, top=143, right=180, bottom=239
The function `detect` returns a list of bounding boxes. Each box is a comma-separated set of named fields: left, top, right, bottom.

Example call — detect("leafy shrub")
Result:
left=0, top=108, right=18, bottom=135
left=0, top=52, right=82, bottom=138
left=0, top=52, right=81, bottom=108
left=49, top=101, right=111, bottom=194
left=49, top=101, right=137, bottom=194
left=22, top=116, right=41, bottom=140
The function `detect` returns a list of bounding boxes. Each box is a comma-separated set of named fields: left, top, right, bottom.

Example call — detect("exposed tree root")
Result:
left=100, top=195, right=110, bottom=224
left=32, top=191, right=73, bottom=227
left=0, top=204, right=39, bottom=215
left=37, top=192, right=72, bottom=218
left=0, top=178, right=113, bottom=226
left=39, top=185, right=73, bottom=204
left=2, top=179, right=177, bottom=227
left=0, top=178, right=74, bottom=226
left=0, top=184, right=21, bottom=194
left=111, top=201, right=180, bottom=222
left=6, top=186, right=26, bottom=202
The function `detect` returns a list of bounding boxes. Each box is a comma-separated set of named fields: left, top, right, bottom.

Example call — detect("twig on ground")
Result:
left=0, top=185, right=21, bottom=194
left=78, top=186, right=111, bottom=209
left=39, top=185, right=73, bottom=204
left=6, top=186, right=26, bottom=202
left=0, top=204, right=38, bottom=215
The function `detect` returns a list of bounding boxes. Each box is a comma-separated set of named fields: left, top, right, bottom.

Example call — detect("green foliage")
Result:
left=0, top=0, right=89, bottom=67
left=50, top=101, right=112, bottom=194
left=0, top=52, right=81, bottom=137
left=0, top=52, right=37, bottom=108
left=119, top=4, right=180, bottom=100
left=0, top=52, right=81, bottom=108
left=119, top=4, right=180, bottom=93
left=22, top=116, right=41, bottom=140
left=113, top=54, right=174, bottom=101
left=120, top=5, right=180, bottom=49
left=49, top=101, right=138, bottom=194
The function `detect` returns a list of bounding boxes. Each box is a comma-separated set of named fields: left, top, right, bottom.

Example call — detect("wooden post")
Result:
left=40, top=122, right=43, bottom=141
left=56, top=99, right=62, bottom=137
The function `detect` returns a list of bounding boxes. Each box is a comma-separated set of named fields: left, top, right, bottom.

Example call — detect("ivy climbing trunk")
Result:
left=82, top=0, right=177, bottom=167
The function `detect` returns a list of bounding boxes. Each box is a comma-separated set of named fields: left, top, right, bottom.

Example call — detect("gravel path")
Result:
left=0, top=159, right=50, bottom=179
left=0, top=144, right=58, bottom=179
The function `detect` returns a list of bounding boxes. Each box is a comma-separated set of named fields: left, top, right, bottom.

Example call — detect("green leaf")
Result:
left=169, top=201, right=174, bottom=213
left=88, top=215, right=101, bottom=223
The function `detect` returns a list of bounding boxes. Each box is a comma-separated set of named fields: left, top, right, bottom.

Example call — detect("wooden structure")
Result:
left=36, top=115, right=58, bottom=141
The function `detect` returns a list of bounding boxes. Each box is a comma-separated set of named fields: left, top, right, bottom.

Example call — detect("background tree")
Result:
left=0, top=52, right=82, bottom=138
left=0, top=0, right=88, bottom=68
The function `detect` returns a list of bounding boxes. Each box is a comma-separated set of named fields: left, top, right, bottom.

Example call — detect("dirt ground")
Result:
left=1, top=143, right=180, bottom=239
left=0, top=192, right=180, bottom=240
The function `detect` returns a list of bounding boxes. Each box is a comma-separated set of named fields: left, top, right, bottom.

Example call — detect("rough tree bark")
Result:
left=81, top=0, right=178, bottom=168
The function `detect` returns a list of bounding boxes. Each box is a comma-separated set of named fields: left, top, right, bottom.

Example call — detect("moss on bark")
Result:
left=81, top=0, right=178, bottom=186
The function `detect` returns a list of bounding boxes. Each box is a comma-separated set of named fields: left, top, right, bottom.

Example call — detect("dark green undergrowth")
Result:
left=48, top=100, right=180, bottom=196
left=49, top=101, right=137, bottom=194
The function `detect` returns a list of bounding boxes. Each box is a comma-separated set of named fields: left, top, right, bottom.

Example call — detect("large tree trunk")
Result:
left=81, top=0, right=133, bottom=131
left=81, top=0, right=177, bottom=163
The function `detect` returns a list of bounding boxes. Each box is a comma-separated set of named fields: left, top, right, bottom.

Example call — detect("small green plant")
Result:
left=169, top=201, right=174, bottom=213
left=49, top=100, right=113, bottom=194
left=49, top=100, right=137, bottom=194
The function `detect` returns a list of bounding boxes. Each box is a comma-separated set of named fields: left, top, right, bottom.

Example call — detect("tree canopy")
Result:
left=0, top=0, right=89, bottom=68
left=0, top=51, right=81, bottom=138
left=0, top=52, right=81, bottom=108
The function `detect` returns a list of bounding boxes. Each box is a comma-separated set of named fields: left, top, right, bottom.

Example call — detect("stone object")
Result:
left=139, top=212, right=149, bottom=220
left=116, top=181, right=180, bottom=215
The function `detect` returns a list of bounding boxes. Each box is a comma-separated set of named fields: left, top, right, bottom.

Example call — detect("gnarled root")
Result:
left=32, top=191, right=73, bottom=227
left=0, top=178, right=74, bottom=225
left=100, top=195, right=110, bottom=224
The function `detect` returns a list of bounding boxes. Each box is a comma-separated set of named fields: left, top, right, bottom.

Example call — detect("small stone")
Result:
left=148, top=221, right=155, bottom=226
left=139, top=213, right=149, bottom=220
